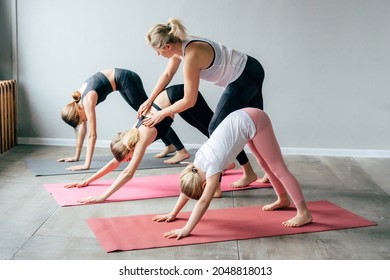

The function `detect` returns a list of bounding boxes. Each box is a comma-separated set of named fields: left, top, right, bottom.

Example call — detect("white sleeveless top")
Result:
left=194, top=110, right=256, bottom=178
left=182, top=37, right=247, bottom=88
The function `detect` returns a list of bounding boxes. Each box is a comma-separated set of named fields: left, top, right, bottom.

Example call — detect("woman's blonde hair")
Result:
left=180, top=163, right=203, bottom=200
left=147, top=18, right=188, bottom=49
left=61, top=91, right=82, bottom=128
left=110, top=128, right=139, bottom=162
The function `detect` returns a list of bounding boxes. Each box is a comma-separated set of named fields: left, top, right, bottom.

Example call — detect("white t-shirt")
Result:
left=194, top=110, right=256, bottom=178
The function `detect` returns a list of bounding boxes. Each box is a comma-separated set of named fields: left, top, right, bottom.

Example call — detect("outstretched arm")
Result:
left=64, top=157, right=121, bottom=189
left=153, top=193, right=190, bottom=222
left=138, top=56, right=181, bottom=118
left=66, top=100, right=97, bottom=171
left=142, top=52, right=200, bottom=127
left=57, top=121, right=86, bottom=162
left=164, top=173, right=221, bottom=240
left=77, top=136, right=151, bottom=203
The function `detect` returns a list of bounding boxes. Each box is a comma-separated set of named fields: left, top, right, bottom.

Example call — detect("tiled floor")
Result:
left=0, top=145, right=389, bottom=260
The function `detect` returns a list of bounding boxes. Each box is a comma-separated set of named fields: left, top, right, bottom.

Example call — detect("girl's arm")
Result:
left=142, top=51, right=201, bottom=127
left=57, top=121, right=86, bottom=162
left=78, top=132, right=154, bottom=203
left=64, top=158, right=121, bottom=189
left=137, top=56, right=181, bottom=118
left=164, top=172, right=221, bottom=240
left=153, top=193, right=190, bottom=222
left=66, top=100, right=97, bottom=171
left=74, top=121, right=87, bottom=160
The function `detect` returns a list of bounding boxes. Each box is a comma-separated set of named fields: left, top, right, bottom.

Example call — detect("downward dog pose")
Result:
left=153, top=108, right=312, bottom=240
left=138, top=18, right=269, bottom=186
left=60, top=68, right=189, bottom=170
left=64, top=85, right=214, bottom=204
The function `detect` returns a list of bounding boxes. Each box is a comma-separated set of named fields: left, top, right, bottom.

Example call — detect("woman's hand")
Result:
left=77, top=195, right=105, bottom=204
left=137, top=100, right=152, bottom=118
left=65, top=164, right=89, bottom=171
left=57, top=156, right=79, bottom=162
left=164, top=228, right=190, bottom=240
left=142, top=111, right=165, bottom=128
left=152, top=213, right=176, bottom=223
left=64, top=181, right=89, bottom=189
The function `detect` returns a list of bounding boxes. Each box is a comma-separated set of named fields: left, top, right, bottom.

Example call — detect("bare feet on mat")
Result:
left=229, top=171, right=257, bottom=188
left=155, top=145, right=176, bottom=158
left=262, top=196, right=291, bottom=211
left=213, top=187, right=222, bottom=198
left=222, top=162, right=236, bottom=175
left=164, top=149, right=190, bottom=164
left=283, top=201, right=312, bottom=227
left=282, top=212, right=312, bottom=227
left=257, top=173, right=269, bottom=183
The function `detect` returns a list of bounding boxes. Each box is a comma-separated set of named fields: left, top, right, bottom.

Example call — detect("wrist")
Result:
left=167, top=106, right=175, bottom=116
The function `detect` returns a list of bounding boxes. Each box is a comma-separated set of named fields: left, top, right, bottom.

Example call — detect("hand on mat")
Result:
left=64, top=181, right=89, bottom=189
left=152, top=213, right=176, bottom=223
left=65, top=164, right=89, bottom=171
left=57, top=156, right=78, bottom=162
left=164, top=228, right=189, bottom=240
left=78, top=195, right=105, bottom=204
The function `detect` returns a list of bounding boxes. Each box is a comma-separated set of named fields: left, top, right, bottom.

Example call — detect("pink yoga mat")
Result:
left=44, top=170, right=271, bottom=206
left=87, top=200, right=376, bottom=252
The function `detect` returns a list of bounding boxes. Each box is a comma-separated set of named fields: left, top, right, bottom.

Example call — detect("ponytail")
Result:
left=180, top=163, right=203, bottom=200
left=110, top=128, right=139, bottom=162
left=147, top=18, right=188, bottom=49
left=71, top=91, right=82, bottom=103
left=61, top=91, right=82, bottom=128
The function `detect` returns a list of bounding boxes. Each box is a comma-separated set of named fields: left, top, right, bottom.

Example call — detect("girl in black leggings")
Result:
left=60, top=68, right=191, bottom=171
left=64, top=84, right=214, bottom=204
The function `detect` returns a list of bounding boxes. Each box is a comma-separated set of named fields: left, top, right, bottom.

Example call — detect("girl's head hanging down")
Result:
left=61, top=91, right=83, bottom=128
left=110, top=128, right=139, bottom=162
left=180, top=163, right=204, bottom=200
left=146, top=18, right=188, bottom=49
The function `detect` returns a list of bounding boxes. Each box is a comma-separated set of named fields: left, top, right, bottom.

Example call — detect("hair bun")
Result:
left=72, top=91, right=82, bottom=103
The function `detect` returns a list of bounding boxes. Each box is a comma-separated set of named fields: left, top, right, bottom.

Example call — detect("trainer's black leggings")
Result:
left=166, top=84, right=213, bottom=138
left=114, top=68, right=185, bottom=150
left=208, top=56, right=265, bottom=166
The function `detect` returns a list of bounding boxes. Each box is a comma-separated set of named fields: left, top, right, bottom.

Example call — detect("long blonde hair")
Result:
left=61, top=91, right=82, bottom=128
left=147, top=18, right=188, bottom=49
left=110, top=128, right=139, bottom=162
left=180, top=163, right=203, bottom=200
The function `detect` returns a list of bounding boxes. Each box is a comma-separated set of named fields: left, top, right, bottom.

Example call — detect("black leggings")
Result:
left=114, top=68, right=185, bottom=150
left=208, top=56, right=265, bottom=165
left=166, top=84, right=213, bottom=138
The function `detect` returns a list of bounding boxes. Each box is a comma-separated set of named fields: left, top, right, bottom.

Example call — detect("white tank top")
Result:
left=182, top=37, right=247, bottom=88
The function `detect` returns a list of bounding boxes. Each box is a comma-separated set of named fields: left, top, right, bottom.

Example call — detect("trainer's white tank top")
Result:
left=182, top=37, right=247, bottom=88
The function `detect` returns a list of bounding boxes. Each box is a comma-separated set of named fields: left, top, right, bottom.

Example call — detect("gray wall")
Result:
left=7, top=0, right=390, bottom=155
left=0, top=0, right=14, bottom=79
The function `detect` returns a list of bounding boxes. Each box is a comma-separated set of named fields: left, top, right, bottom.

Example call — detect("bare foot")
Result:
left=222, top=162, right=236, bottom=175
left=229, top=172, right=258, bottom=188
left=257, top=173, right=269, bottom=183
left=262, top=197, right=291, bottom=211
left=155, top=145, right=176, bottom=158
left=164, top=150, right=190, bottom=164
left=282, top=212, right=312, bottom=227
left=213, top=188, right=222, bottom=198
